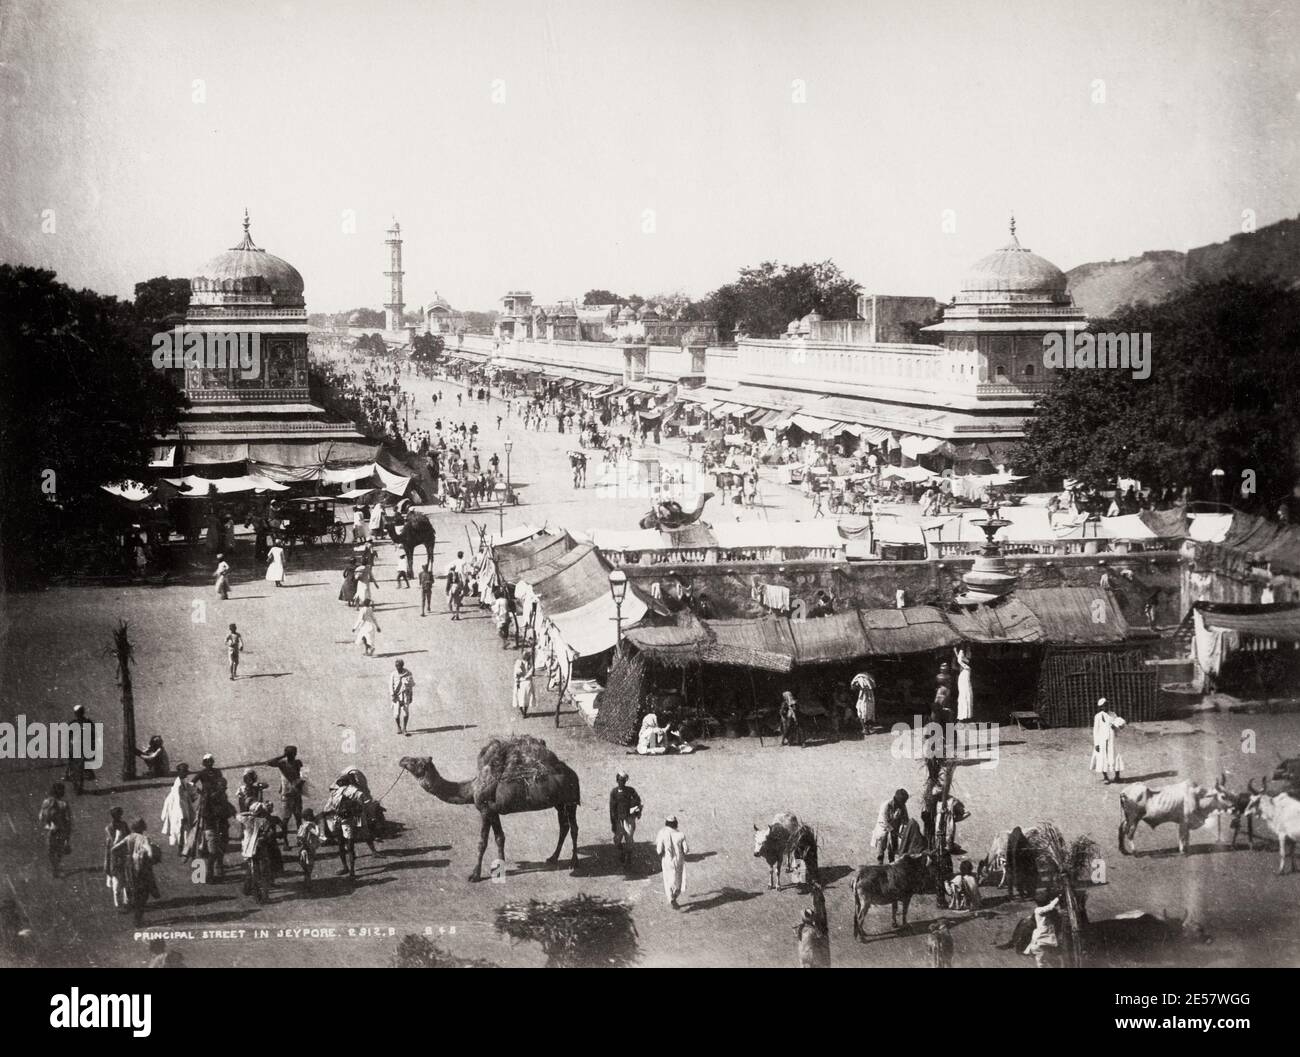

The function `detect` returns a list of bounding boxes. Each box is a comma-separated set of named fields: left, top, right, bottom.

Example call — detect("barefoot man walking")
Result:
left=654, top=814, right=688, bottom=909
left=390, top=659, right=414, bottom=736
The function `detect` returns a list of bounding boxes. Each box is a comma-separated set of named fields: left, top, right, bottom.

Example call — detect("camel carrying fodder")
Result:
left=401, top=735, right=581, bottom=882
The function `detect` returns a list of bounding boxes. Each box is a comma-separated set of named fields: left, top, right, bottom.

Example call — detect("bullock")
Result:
left=1001, top=903, right=1210, bottom=964
left=1085, top=909, right=1212, bottom=962
left=1214, top=772, right=1259, bottom=850
left=1244, top=781, right=1300, bottom=875
left=753, top=813, right=818, bottom=889
left=977, top=826, right=1039, bottom=899
left=851, top=850, right=936, bottom=936
left=1117, top=780, right=1233, bottom=855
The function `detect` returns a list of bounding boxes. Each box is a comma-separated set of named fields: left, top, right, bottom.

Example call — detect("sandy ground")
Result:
left=2, top=363, right=1298, bottom=969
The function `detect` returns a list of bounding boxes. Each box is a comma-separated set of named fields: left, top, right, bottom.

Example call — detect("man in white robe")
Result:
left=160, top=762, right=194, bottom=858
left=1089, top=697, right=1126, bottom=783
left=654, top=815, right=688, bottom=908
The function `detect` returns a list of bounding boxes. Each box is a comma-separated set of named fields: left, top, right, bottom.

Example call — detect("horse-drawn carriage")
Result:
left=271, top=497, right=348, bottom=547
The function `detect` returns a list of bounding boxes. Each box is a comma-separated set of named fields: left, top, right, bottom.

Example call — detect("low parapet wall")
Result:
left=621, top=551, right=1183, bottom=625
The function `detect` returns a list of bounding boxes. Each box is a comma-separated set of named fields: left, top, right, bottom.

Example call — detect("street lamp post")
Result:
left=499, top=436, right=514, bottom=538
left=608, top=568, right=628, bottom=654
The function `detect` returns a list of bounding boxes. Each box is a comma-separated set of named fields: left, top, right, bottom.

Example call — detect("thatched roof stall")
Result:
left=944, top=596, right=1043, bottom=643
left=592, top=652, right=649, bottom=746
left=517, top=542, right=651, bottom=658
left=1017, top=587, right=1129, bottom=644
left=1036, top=648, right=1157, bottom=727
left=859, top=606, right=961, bottom=654
left=704, top=618, right=797, bottom=672
left=787, top=610, right=872, bottom=664
left=1001, top=587, right=1148, bottom=726
left=493, top=530, right=575, bottom=583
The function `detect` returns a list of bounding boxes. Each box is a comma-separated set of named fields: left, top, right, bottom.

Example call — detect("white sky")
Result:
left=1, top=0, right=1297, bottom=312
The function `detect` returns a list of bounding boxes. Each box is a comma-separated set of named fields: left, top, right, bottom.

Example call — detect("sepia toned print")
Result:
left=1, top=0, right=1298, bottom=971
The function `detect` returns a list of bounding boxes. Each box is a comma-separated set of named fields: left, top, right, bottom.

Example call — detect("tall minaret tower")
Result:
left=384, top=219, right=405, bottom=331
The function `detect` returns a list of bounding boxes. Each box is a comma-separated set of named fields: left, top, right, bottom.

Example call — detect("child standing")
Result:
left=449, top=571, right=464, bottom=621
left=104, top=806, right=130, bottom=908
left=297, top=809, right=321, bottom=888
left=225, top=623, right=244, bottom=680
left=418, top=562, right=434, bottom=616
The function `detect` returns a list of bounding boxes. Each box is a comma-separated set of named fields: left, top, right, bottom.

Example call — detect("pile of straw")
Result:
left=390, top=934, right=496, bottom=968
left=494, top=894, right=639, bottom=968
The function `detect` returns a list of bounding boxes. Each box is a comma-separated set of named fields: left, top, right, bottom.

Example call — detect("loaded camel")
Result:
left=400, top=735, right=581, bottom=882
left=638, top=492, right=713, bottom=531
left=386, top=511, right=437, bottom=579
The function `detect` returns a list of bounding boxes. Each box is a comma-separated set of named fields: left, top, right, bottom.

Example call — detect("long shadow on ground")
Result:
left=680, top=887, right=763, bottom=913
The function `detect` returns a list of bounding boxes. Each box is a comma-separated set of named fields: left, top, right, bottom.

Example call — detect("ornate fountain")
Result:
left=954, top=502, right=1019, bottom=605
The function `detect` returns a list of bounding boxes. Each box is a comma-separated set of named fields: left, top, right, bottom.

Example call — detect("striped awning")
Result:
left=789, top=413, right=837, bottom=433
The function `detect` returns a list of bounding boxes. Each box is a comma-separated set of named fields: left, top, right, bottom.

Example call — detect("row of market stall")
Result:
left=592, top=584, right=1158, bottom=744
left=434, top=344, right=995, bottom=470
left=486, top=527, right=1160, bottom=740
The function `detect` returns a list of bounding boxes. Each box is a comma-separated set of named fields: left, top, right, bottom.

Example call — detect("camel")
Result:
left=638, top=492, right=713, bottom=531
left=400, top=735, right=581, bottom=882
left=386, top=511, right=437, bottom=578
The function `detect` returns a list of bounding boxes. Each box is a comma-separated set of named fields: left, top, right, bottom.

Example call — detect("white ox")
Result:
left=1244, top=783, right=1300, bottom=875
left=1118, top=780, right=1233, bottom=856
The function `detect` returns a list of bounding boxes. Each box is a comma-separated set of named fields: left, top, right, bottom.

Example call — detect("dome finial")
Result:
left=230, top=208, right=260, bottom=252
left=1004, top=213, right=1022, bottom=250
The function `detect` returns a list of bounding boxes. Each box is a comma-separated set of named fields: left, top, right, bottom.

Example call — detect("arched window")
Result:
left=996, top=364, right=1007, bottom=380
left=1023, top=363, right=1035, bottom=377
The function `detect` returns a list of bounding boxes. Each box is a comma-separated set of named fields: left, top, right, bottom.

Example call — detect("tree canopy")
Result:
left=1013, top=279, right=1300, bottom=506
left=411, top=332, right=445, bottom=363
left=0, top=265, right=188, bottom=584
left=702, top=260, right=861, bottom=340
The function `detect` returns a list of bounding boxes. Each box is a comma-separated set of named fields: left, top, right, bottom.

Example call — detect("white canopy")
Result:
left=881, top=465, right=940, bottom=484
left=899, top=434, right=947, bottom=459
left=101, top=481, right=153, bottom=502
left=164, top=474, right=289, bottom=496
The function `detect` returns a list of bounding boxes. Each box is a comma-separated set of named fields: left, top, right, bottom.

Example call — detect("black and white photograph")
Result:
left=2, top=0, right=1299, bottom=984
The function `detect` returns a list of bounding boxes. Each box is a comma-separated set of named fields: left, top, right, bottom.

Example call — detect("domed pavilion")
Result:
left=166, top=212, right=368, bottom=472
left=923, top=216, right=1087, bottom=387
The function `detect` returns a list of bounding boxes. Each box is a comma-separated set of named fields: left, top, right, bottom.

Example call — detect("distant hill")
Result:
left=1065, top=215, right=1300, bottom=317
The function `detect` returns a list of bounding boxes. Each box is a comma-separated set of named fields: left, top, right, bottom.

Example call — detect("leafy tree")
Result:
left=702, top=260, right=861, bottom=340
left=582, top=289, right=622, bottom=306
left=132, top=276, right=190, bottom=326
left=411, top=332, right=445, bottom=363
left=0, top=265, right=187, bottom=585
left=1013, top=279, right=1300, bottom=507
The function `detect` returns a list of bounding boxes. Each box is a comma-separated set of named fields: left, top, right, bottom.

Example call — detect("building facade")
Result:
left=163, top=213, right=366, bottom=470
